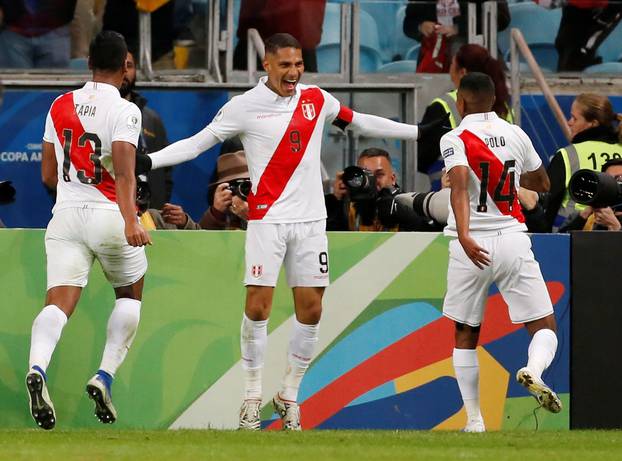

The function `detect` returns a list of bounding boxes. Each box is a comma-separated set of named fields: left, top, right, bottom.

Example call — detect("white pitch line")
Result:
left=170, top=232, right=439, bottom=429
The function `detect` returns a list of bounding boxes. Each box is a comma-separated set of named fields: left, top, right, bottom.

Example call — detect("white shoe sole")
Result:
left=516, top=368, right=562, bottom=413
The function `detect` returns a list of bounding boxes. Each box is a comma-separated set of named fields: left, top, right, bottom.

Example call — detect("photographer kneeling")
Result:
left=325, top=148, right=446, bottom=231
left=562, top=158, right=622, bottom=231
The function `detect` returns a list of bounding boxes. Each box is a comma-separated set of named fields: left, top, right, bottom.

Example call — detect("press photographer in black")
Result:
left=561, top=158, right=622, bottom=231
left=325, top=148, right=447, bottom=232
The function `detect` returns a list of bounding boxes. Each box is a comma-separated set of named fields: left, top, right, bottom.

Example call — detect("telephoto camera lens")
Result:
left=569, top=169, right=622, bottom=208
left=342, top=166, right=377, bottom=201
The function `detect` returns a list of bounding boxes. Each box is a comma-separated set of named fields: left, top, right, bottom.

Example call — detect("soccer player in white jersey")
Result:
left=137, top=33, right=443, bottom=431
left=25, top=31, right=151, bottom=430
left=440, top=73, right=562, bottom=432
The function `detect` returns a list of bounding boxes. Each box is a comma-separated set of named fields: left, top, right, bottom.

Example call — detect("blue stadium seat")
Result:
left=597, top=22, right=622, bottom=63
left=317, top=3, right=343, bottom=73
left=394, top=5, right=419, bottom=61
left=505, top=43, right=558, bottom=73
left=317, top=44, right=341, bottom=73
left=361, top=0, right=408, bottom=62
left=405, top=44, right=420, bottom=62
left=69, top=58, right=88, bottom=70
left=376, top=60, right=417, bottom=74
left=498, top=3, right=561, bottom=56
left=358, top=8, right=383, bottom=72
left=584, top=62, right=622, bottom=74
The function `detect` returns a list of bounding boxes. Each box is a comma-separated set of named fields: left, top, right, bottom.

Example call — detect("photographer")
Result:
left=136, top=179, right=201, bottom=230
left=561, top=159, right=622, bottom=232
left=199, top=151, right=250, bottom=230
left=326, top=148, right=444, bottom=231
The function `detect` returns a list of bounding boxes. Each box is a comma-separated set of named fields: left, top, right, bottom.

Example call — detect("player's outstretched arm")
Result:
left=449, top=165, right=490, bottom=270
left=347, top=111, right=449, bottom=141
left=139, top=126, right=221, bottom=172
left=112, top=140, right=152, bottom=247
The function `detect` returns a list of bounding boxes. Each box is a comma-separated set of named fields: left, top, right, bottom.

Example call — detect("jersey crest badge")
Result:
left=302, top=102, right=316, bottom=121
left=251, top=265, right=263, bottom=278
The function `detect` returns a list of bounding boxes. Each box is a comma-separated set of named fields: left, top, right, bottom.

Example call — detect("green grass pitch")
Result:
left=2, top=429, right=622, bottom=461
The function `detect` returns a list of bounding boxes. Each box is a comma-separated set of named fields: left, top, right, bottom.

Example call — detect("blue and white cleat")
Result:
left=516, top=367, right=562, bottom=413
left=272, top=393, right=301, bottom=431
left=86, top=372, right=117, bottom=424
left=26, top=367, right=56, bottom=430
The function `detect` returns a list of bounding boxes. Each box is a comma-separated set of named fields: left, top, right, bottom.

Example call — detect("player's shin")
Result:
left=453, top=348, right=483, bottom=423
left=526, top=328, right=558, bottom=379
left=29, top=305, right=68, bottom=374
left=280, top=319, right=319, bottom=402
left=241, top=314, right=268, bottom=400
left=98, top=298, right=141, bottom=378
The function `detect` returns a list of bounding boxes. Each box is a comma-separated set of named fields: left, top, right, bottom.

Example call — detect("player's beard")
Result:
left=119, top=77, right=136, bottom=98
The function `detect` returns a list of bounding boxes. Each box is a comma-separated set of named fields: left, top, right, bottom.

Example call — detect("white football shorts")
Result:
left=244, top=219, right=329, bottom=287
left=443, top=232, right=553, bottom=327
left=45, top=207, right=148, bottom=289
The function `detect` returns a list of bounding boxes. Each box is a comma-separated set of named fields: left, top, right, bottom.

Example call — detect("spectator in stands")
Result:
left=417, top=44, right=513, bottom=190
left=403, top=0, right=510, bottom=72
left=558, top=159, right=622, bottom=231
left=545, top=93, right=622, bottom=231
left=551, top=0, right=622, bottom=71
left=199, top=151, right=249, bottom=230
left=233, top=0, right=326, bottom=72
left=325, top=148, right=441, bottom=231
left=0, top=0, right=77, bottom=68
left=120, top=51, right=172, bottom=210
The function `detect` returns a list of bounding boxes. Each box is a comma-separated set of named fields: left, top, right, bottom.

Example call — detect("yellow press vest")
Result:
left=554, top=140, right=622, bottom=230
left=431, top=90, right=515, bottom=129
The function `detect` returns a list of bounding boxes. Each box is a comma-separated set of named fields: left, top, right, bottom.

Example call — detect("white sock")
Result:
left=240, top=314, right=268, bottom=400
left=526, top=328, right=558, bottom=379
left=453, top=348, right=482, bottom=421
left=29, top=305, right=68, bottom=373
left=98, top=298, right=141, bottom=377
left=280, top=319, right=319, bottom=402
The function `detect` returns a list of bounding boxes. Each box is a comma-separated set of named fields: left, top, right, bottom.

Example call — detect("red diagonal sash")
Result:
left=248, top=87, right=325, bottom=220
left=50, top=92, right=117, bottom=202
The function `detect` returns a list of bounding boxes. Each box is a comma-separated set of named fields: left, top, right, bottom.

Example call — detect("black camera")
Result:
left=569, top=169, right=622, bottom=208
left=342, top=166, right=377, bottom=201
left=136, top=179, right=151, bottom=212
left=227, top=178, right=252, bottom=201
left=0, top=180, right=16, bottom=204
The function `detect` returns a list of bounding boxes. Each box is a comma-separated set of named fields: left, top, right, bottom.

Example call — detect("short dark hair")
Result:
left=265, top=33, right=302, bottom=55
left=602, top=158, right=622, bottom=172
left=358, top=147, right=391, bottom=161
left=89, top=31, right=128, bottom=72
left=459, top=72, right=495, bottom=100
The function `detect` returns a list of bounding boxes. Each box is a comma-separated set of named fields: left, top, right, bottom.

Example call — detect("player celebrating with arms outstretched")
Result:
left=137, top=33, right=444, bottom=430
left=441, top=73, right=561, bottom=432
left=26, top=31, right=151, bottom=430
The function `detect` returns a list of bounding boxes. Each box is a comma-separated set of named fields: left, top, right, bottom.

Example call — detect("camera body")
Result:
left=0, top=180, right=16, bottom=205
left=569, top=169, right=622, bottom=208
left=227, top=178, right=252, bottom=201
left=342, top=166, right=378, bottom=201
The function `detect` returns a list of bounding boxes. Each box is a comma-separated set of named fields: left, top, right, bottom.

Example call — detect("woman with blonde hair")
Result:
left=545, top=93, right=622, bottom=231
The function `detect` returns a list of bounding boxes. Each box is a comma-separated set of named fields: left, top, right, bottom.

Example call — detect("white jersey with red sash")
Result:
left=206, top=76, right=352, bottom=223
left=440, top=112, right=543, bottom=237
left=43, top=81, right=142, bottom=213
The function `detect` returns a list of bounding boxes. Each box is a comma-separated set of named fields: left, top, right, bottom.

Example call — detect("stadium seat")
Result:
left=376, top=60, right=417, bottom=74
left=597, top=22, right=622, bottom=63
left=394, top=5, right=419, bottom=61
left=405, top=44, right=420, bottom=62
left=69, top=58, right=88, bottom=70
left=357, top=8, right=383, bottom=72
left=497, top=3, right=562, bottom=57
left=317, top=3, right=343, bottom=73
left=317, top=44, right=341, bottom=73
left=504, top=42, right=558, bottom=73
left=361, top=0, right=409, bottom=62
left=584, top=62, right=622, bottom=74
